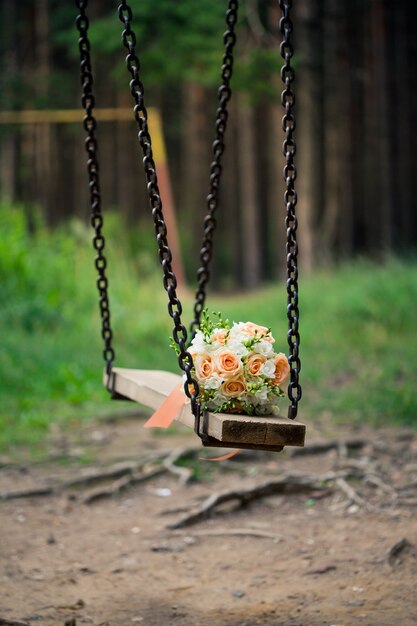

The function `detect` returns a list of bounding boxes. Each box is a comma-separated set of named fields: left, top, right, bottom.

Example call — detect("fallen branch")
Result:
left=0, top=448, right=188, bottom=504
left=336, top=477, right=368, bottom=508
left=82, top=474, right=134, bottom=504
left=292, top=439, right=366, bottom=457
left=396, top=497, right=417, bottom=506
left=174, top=528, right=282, bottom=541
left=0, top=619, right=31, bottom=626
left=387, top=538, right=417, bottom=566
left=168, top=475, right=326, bottom=529
left=64, top=461, right=142, bottom=489
left=304, top=563, right=337, bottom=575
left=397, top=481, right=417, bottom=493
left=0, top=486, right=54, bottom=501
left=83, top=467, right=166, bottom=504
left=162, top=448, right=194, bottom=485
left=365, top=473, right=397, bottom=496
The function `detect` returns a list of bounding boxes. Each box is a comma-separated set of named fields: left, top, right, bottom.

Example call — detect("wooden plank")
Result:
left=0, top=107, right=153, bottom=124
left=0, top=108, right=167, bottom=167
left=105, top=368, right=305, bottom=449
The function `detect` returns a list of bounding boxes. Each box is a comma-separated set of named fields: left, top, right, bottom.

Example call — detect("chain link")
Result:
left=279, top=0, right=302, bottom=419
left=75, top=0, right=115, bottom=381
left=117, top=1, right=200, bottom=419
left=189, top=0, right=239, bottom=336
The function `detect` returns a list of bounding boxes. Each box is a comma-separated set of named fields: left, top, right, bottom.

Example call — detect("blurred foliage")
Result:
left=0, top=201, right=175, bottom=452
left=51, top=0, right=281, bottom=102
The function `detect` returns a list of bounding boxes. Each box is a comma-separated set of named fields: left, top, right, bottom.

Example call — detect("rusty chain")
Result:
left=116, top=1, right=200, bottom=420
left=279, top=0, right=302, bottom=419
left=75, top=0, right=115, bottom=383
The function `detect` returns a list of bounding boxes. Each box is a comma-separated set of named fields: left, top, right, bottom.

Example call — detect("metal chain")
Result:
left=279, top=0, right=302, bottom=419
left=189, top=0, right=239, bottom=336
left=117, top=1, right=200, bottom=420
left=75, top=0, right=115, bottom=382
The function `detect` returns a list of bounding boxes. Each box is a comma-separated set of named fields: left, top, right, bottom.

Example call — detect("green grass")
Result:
left=1, top=202, right=416, bottom=453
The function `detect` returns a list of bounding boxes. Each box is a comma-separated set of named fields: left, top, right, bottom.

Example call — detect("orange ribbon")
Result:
left=144, top=383, right=241, bottom=462
left=144, top=382, right=184, bottom=429
left=202, top=449, right=240, bottom=461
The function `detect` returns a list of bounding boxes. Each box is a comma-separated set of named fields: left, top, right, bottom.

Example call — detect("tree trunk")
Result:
left=220, top=96, right=240, bottom=287
left=406, top=0, right=417, bottom=244
left=115, top=92, right=139, bottom=221
left=294, top=0, right=322, bottom=272
left=254, top=94, right=285, bottom=282
left=364, top=0, right=392, bottom=255
left=236, top=93, right=261, bottom=289
left=319, top=0, right=341, bottom=264
left=393, top=2, right=412, bottom=246
left=0, top=0, right=19, bottom=202
left=337, top=0, right=355, bottom=259
left=181, top=81, right=211, bottom=273
left=34, top=0, right=53, bottom=223
left=371, top=0, right=392, bottom=253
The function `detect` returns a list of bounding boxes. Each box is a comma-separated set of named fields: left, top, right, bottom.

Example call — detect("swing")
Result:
left=75, top=0, right=305, bottom=452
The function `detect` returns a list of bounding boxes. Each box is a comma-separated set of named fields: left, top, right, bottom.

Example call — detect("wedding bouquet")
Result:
left=184, top=311, right=290, bottom=416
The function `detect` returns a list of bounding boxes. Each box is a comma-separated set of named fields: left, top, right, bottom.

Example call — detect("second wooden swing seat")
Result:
left=76, top=0, right=304, bottom=452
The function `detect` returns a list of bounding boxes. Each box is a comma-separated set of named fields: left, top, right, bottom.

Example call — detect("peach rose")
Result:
left=239, top=322, right=274, bottom=343
left=222, top=376, right=246, bottom=398
left=211, top=328, right=228, bottom=345
left=246, top=353, right=266, bottom=376
left=214, top=349, right=242, bottom=378
left=194, top=354, right=214, bottom=381
left=273, top=353, right=290, bottom=386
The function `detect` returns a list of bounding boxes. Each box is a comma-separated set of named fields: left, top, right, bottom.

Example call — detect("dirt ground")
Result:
left=1, top=412, right=417, bottom=626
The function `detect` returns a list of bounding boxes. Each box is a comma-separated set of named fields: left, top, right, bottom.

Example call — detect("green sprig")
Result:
left=200, top=309, right=231, bottom=341
left=169, top=336, right=180, bottom=355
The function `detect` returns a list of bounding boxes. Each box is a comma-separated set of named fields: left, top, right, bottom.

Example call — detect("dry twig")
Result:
left=336, top=477, right=368, bottom=508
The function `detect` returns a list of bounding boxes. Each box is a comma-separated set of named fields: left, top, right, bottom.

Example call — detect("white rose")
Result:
left=271, top=403, right=281, bottom=415
left=248, top=385, right=269, bottom=405
left=212, top=389, right=227, bottom=404
left=228, top=324, right=247, bottom=344
left=226, top=338, right=249, bottom=357
left=255, top=403, right=272, bottom=416
left=260, top=358, right=276, bottom=378
left=256, top=386, right=269, bottom=401
left=204, top=374, right=223, bottom=390
left=253, top=340, right=274, bottom=357
left=190, top=330, right=206, bottom=353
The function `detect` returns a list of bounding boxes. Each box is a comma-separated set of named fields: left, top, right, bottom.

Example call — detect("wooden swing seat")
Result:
left=105, top=367, right=306, bottom=452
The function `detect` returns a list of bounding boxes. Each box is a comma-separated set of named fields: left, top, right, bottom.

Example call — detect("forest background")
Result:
left=2, top=0, right=417, bottom=282
left=0, top=0, right=416, bottom=451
